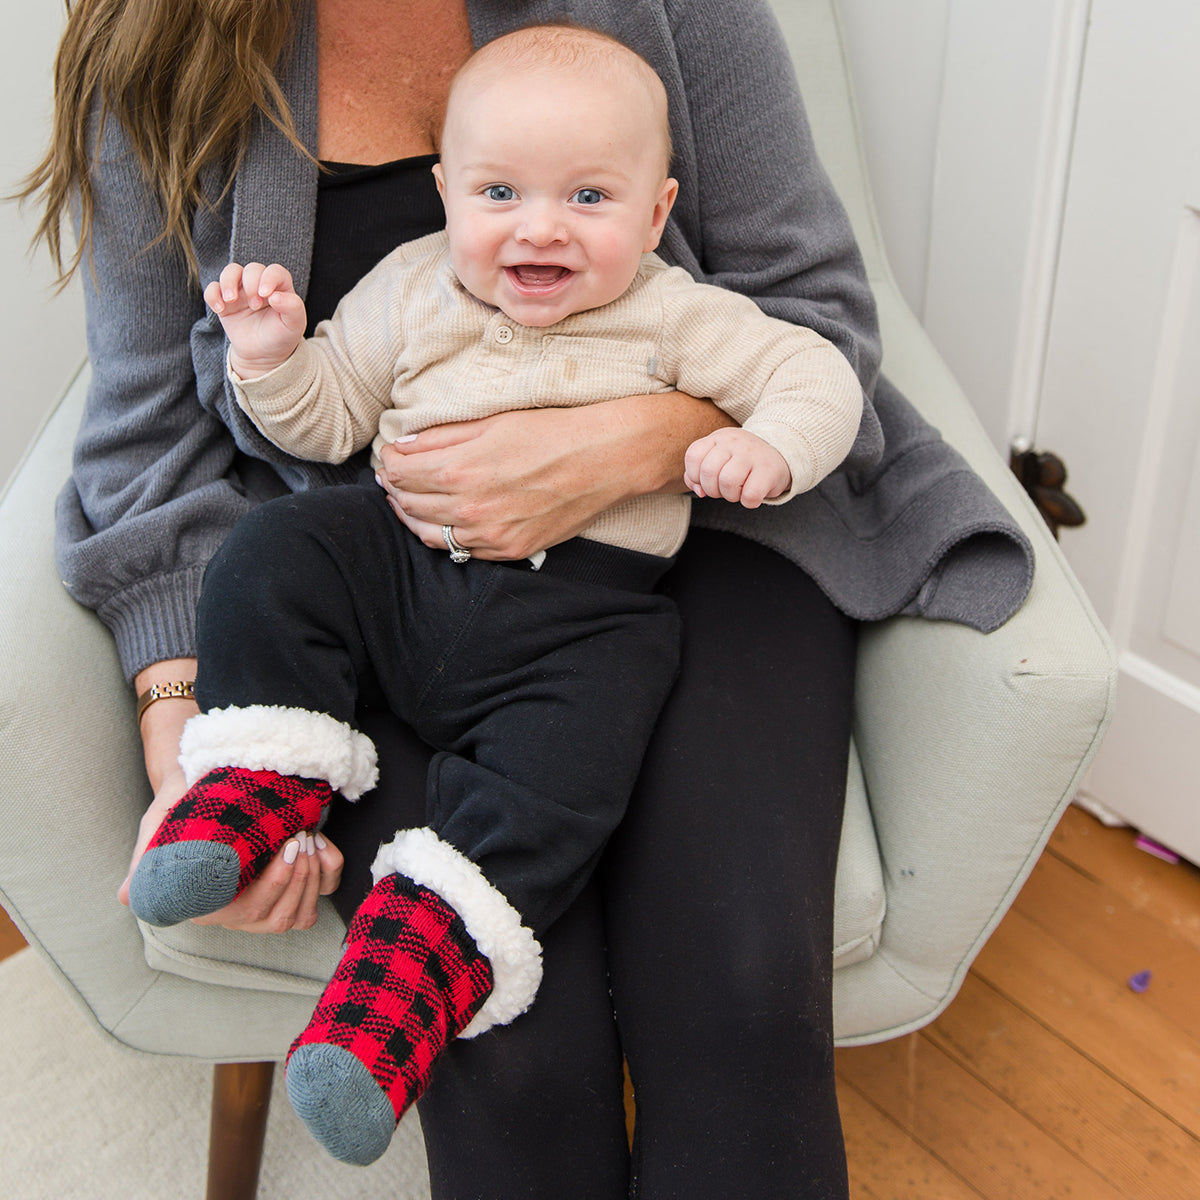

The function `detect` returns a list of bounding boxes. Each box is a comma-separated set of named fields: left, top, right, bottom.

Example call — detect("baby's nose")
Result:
left=517, top=205, right=568, bottom=246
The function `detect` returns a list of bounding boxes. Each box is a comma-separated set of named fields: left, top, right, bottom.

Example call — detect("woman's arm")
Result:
left=377, top=390, right=734, bottom=561
left=657, top=0, right=882, bottom=402
left=55, top=111, right=261, bottom=683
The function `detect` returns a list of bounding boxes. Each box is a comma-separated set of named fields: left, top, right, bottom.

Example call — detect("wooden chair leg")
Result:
left=206, top=1061, right=276, bottom=1200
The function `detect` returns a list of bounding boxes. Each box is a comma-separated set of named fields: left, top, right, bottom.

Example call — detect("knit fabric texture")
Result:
left=232, top=234, right=863, bottom=557
left=286, top=872, right=494, bottom=1165
left=128, top=767, right=330, bottom=925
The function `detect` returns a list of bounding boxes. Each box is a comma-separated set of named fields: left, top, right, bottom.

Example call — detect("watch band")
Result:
left=136, top=679, right=196, bottom=726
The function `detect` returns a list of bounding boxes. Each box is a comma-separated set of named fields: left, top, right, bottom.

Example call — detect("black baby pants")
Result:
left=193, top=482, right=680, bottom=934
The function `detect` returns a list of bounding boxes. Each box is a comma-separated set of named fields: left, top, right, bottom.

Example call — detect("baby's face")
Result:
left=434, top=64, right=677, bottom=327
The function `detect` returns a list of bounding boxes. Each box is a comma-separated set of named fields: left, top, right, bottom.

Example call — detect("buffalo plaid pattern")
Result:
left=287, top=872, right=494, bottom=1126
left=145, top=766, right=331, bottom=894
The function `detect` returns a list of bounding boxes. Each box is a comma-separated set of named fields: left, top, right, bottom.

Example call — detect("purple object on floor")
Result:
left=1128, top=970, right=1152, bottom=993
left=1135, top=834, right=1180, bottom=864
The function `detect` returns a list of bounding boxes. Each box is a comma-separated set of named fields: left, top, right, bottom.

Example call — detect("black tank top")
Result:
left=305, top=153, right=444, bottom=333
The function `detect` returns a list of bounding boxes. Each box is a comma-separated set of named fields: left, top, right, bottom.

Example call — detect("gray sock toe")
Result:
left=286, top=1043, right=396, bottom=1166
left=127, top=842, right=241, bottom=926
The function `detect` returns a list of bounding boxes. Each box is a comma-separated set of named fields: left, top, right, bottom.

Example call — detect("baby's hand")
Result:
left=203, top=262, right=307, bottom=379
left=683, top=427, right=792, bottom=509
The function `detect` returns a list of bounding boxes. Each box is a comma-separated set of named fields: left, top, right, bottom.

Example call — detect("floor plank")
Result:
left=1013, top=849, right=1200, bottom=1035
left=0, top=905, right=26, bottom=963
left=837, top=1080, right=985, bottom=1200
left=837, top=1035, right=1130, bottom=1200
left=927, top=973, right=1200, bottom=1199
left=972, top=907, right=1200, bottom=1131
left=1047, top=805, right=1200, bottom=953
left=837, top=805, right=1200, bottom=1198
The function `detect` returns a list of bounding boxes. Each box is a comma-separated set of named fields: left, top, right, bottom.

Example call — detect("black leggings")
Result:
left=323, top=528, right=856, bottom=1199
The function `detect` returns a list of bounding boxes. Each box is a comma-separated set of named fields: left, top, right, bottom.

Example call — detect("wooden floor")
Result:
left=2, top=804, right=1198, bottom=1196
left=837, top=804, right=1200, bottom=1199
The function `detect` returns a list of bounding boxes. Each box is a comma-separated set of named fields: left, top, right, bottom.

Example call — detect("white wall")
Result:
left=1, top=5, right=86, bottom=489
left=834, top=0, right=950, bottom=319
left=834, top=0, right=1090, bottom=456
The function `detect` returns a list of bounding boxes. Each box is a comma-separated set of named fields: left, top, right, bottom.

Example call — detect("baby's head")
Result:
left=433, top=24, right=678, bottom=327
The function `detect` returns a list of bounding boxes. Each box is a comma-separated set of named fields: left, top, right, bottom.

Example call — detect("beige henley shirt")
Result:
left=232, top=231, right=862, bottom=558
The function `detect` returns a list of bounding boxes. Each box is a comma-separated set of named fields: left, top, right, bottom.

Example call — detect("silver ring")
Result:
left=442, top=524, right=471, bottom=563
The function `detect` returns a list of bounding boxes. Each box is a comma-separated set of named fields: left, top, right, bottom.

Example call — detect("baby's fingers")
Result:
left=256, top=262, right=295, bottom=298
left=697, top=445, right=739, bottom=501
left=737, top=465, right=774, bottom=509
left=219, top=261, right=249, bottom=305
left=202, top=278, right=226, bottom=314
left=238, top=262, right=271, bottom=309
left=683, top=435, right=720, bottom=497
left=205, top=263, right=248, bottom=315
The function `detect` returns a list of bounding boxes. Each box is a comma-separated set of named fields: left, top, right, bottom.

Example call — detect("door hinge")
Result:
left=1009, top=445, right=1087, bottom=539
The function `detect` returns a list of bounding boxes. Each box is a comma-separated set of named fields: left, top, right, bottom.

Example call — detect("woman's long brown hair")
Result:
left=18, top=0, right=307, bottom=286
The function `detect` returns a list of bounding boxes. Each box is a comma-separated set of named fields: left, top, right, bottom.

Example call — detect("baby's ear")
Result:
left=432, top=162, right=447, bottom=200
left=643, top=178, right=680, bottom=252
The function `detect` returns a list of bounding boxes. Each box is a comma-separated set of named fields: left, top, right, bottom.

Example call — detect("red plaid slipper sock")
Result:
left=286, top=872, right=494, bottom=1166
left=127, top=767, right=331, bottom=926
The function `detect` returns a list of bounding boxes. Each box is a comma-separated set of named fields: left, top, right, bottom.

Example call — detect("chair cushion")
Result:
left=833, top=744, right=887, bottom=967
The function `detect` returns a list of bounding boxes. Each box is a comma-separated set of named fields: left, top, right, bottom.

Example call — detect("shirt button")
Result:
left=495, top=326, right=514, bottom=344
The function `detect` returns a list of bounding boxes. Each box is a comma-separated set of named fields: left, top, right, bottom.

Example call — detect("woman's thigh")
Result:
left=604, top=528, right=856, bottom=1200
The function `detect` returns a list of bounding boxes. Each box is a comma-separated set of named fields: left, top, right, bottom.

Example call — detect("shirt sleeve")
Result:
left=53, top=112, right=263, bottom=680
left=231, top=252, right=408, bottom=463
left=657, top=270, right=863, bottom=501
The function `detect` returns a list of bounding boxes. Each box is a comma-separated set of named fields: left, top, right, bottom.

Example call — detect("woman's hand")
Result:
left=189, top=829, right=343, bottom=934
left=376, top=391, right=735, bottom=560
left=121, top=658, right=343, bottom=932
left=118, top=780, right=344, bottom=934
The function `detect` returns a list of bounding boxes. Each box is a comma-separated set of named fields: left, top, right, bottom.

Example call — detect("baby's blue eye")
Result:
left=572, top=188, right=604, bottom=206
left=484, top=184, right=515, bottom=202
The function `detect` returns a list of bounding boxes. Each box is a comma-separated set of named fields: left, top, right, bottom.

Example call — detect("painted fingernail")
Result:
left=283, top=840, right=300, bottom=865
left=314, top=833, right=327, bottom=850
left=394, top=434, right=418, bottom=444
left=306, top=834, right=316, bottom=856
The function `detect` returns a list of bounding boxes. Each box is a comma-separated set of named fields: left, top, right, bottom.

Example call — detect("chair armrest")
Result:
left=0, top=367, right=324, bottom=1059
left=0, top=366, right=158, bottom=1019
left=833, top=288, right=1117, bottom=1043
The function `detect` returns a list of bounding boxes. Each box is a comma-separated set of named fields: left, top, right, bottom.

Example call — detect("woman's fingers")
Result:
left=192, top=831, right=316, bottom=933
left=314, top=832, right=344, bottom=897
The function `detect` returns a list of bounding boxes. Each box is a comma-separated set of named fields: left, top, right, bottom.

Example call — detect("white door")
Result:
left=1034, top=0, right=1200, bottom=862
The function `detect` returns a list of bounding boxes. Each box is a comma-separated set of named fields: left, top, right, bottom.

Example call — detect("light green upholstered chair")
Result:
left=0, top=1, right=1116, bottom=1195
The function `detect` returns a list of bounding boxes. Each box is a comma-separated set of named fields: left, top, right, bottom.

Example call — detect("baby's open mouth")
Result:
left=509, top=264, right=572, bottom=287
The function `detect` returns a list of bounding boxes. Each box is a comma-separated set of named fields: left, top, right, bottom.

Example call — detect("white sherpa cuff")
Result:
left=371, top=828, right=543, bottom=1038
left=178, top=706, right=379, bottom=799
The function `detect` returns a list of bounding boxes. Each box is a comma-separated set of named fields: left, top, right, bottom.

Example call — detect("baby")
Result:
left=129, top=23, right=862, bottom=1166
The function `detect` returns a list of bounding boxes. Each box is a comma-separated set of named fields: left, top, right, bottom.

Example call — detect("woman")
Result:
left=24, top=0, right=1006, bottom=1194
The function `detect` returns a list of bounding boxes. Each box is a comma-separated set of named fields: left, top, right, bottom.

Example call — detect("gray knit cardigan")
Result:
left=56, top=0, right=1033, bottom=681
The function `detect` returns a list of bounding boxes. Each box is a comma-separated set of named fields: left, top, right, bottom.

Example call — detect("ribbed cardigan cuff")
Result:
left=96, top=565, right=206, bottom=683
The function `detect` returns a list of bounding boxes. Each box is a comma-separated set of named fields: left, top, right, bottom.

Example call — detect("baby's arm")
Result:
left=203, top=262, right=307, bottom=379
left=683, top=428, right=792, bottom=509
left=661, top=268, right=863, bottom=507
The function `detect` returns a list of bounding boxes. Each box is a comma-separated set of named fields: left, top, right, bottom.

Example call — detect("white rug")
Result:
left=0, top=948, right=431, bottom=1199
